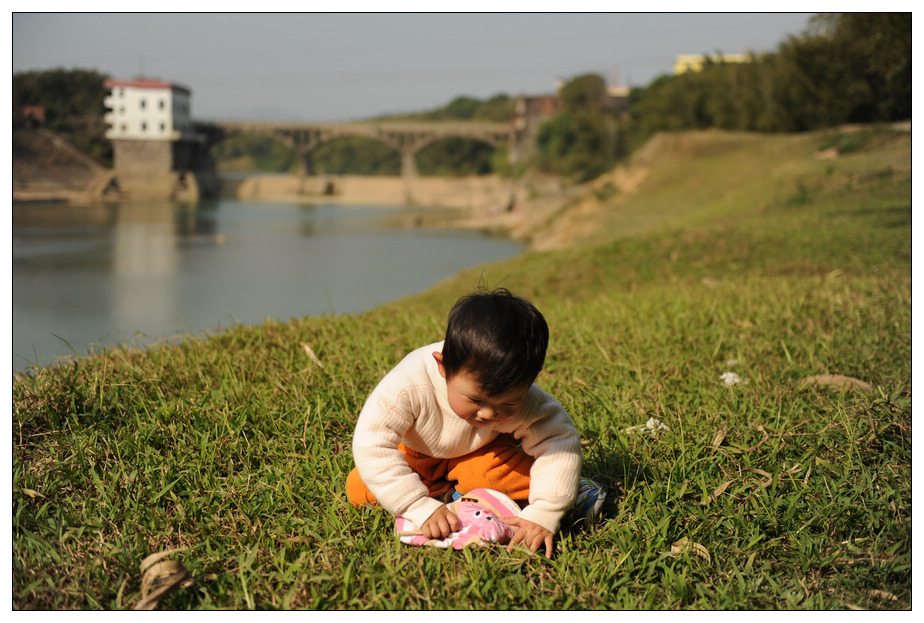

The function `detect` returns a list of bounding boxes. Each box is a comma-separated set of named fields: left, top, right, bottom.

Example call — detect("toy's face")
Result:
left=456, top=501, right=515, bottom=542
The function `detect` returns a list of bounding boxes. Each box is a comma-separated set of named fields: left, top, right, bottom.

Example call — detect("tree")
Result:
left=532, top=73, right=625, bottom=181
left=474, top=94, right=515, bottom=122
left=770, top=12, right=910, bottom=129
left=442, top=96, right=481, bottom=120
left=833, top=12, right=911, bottom=121
left=772, top=33, right=855, bottom=130
left=536, top=110, right=613, bottom=182
left=13, top=68, right=109, bottom=122
left=560, top=74, right=607, bottom=113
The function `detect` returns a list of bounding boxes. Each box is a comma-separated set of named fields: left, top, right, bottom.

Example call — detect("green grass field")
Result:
left=12, top=127, right=911, bottom=610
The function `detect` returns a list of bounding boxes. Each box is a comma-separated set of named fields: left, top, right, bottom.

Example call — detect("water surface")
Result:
left=12, top=199, right=522, bottom=371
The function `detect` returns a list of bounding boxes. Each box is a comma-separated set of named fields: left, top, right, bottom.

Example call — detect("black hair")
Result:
left=441, top=288, right=549, bottom=396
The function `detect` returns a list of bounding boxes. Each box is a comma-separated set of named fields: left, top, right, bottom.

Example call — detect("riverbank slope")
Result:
left=12, top=129, right=115, bottom=204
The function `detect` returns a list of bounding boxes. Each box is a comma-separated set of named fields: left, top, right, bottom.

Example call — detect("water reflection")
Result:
left=111, top=203, right=184, bottom=341
left=12, top=199, right=520, bottom=371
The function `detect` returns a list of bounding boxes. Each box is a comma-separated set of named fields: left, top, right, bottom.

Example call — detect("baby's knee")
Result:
left=346, top=468, right=378, bottom=507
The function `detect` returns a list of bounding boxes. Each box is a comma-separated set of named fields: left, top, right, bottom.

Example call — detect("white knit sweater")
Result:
left=352, top=341, right=581, bottom=533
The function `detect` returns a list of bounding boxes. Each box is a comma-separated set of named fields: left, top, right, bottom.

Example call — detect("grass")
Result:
left=12, top=127, right=911, bottom=610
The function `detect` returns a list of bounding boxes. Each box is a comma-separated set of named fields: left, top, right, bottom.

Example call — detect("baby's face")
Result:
left=444, top=369, right=530, bottom=428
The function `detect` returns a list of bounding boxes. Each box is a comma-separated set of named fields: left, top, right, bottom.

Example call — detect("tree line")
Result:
left=13, top=13, right=910, bottom=181
left=627, top=13, right=910, bottom=135
left=538, top=12, right=910, bottom=181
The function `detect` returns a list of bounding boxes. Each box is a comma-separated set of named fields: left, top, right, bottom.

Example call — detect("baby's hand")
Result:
left=420, top=505, right=460, bottom=539
left=503, top=517, right=555, bottom=557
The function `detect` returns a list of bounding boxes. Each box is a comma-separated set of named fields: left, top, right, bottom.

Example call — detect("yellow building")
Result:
left=674, top=53, right=752, bottom=75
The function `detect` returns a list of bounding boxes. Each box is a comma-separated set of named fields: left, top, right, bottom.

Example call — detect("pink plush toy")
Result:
left=395, top=488, right=521, bottom=550
left=450, top=498, right=516, bottom=549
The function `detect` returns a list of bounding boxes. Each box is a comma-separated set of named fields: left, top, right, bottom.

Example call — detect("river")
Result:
left=12, top=198, right=523, bottom=372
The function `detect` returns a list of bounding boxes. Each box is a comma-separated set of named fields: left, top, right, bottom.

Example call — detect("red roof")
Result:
left=104, top=78, right=190, bottom=96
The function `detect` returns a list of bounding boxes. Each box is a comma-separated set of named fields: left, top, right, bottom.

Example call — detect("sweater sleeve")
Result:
left=506, top=388, right=582, bottom=533
left=352, top=385, right=444, bottom=528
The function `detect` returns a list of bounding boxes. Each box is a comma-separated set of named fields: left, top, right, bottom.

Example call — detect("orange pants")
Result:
left=347, top=434, right=534, bottom=507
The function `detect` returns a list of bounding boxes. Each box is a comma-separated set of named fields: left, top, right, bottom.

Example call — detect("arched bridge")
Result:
left=195, top=120, right=522, bottom=179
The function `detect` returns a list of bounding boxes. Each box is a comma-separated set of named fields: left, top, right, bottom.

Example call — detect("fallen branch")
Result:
left=745, top=425, right=770, bottom=452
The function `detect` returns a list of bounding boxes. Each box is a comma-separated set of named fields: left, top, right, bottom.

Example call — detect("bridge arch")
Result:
left=414, top=136, right=500, bottom=177
left=206, top=128, right=299, bottom=172
left=306, top=134, right=401, bottom=176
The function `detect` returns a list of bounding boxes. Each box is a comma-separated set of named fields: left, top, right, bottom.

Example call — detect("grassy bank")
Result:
left=12, top=127, right=911, bottom=610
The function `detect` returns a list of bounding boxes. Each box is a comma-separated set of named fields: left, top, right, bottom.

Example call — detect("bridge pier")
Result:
left=292, top=130, right=324, bottom=177
left=401, top=147, right=419, bottom=204
left=299, top=150, right=315, bottom=176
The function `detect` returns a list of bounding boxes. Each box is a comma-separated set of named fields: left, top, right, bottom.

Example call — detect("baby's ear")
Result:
left=432, top=352, right=446, bottom=378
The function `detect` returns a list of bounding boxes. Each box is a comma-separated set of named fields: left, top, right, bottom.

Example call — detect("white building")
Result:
left=103, top=78, right=195, bottom=140
left=101, top=78, right=216, bottom=200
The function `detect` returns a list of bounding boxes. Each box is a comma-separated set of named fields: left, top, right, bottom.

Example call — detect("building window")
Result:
left=140, top=99, right=146, bottom=110
left=160, top=122, right=166, bottom=133
left=121, top=123, right=127, bottom=133
left=141, top=122, right=147, bottom=132
left=159, top=99, right=165, bottom=110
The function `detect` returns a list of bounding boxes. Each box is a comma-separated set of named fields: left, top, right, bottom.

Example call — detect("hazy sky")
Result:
left=13, top=12, right=814, bottom=123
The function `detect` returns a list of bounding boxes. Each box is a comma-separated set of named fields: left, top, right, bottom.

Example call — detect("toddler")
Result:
left=348, top=288, right=600, bottom=556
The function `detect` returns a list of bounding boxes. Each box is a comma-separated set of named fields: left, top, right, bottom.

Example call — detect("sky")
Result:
left=13, top=12, right=815, bottom=123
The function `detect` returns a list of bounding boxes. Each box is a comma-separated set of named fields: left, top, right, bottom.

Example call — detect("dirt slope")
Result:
left=13, top=129, right=113, bottom=203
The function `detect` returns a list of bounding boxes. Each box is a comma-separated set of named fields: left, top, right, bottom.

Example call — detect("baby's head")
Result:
left=433, top=289, right=548, bottom=424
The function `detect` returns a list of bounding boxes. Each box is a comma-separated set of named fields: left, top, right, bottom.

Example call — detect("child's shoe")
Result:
left=567, top=478, right=606, bottom=530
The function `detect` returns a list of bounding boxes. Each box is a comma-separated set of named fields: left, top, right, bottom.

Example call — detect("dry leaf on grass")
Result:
left=700, top=480, right=734, bottom=505
left=749, top=468, right=774, bottom=488
left=133, top=549, right=195, bottom=611
left=799, top=374, right=872, bottom=392
left=708, top=424, right=727, bottom=454
left=865, top=589, right=899, bottom=602
left=669, top=538, right=711, bottom=563
left=300, top=342, right=325, bottom=369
